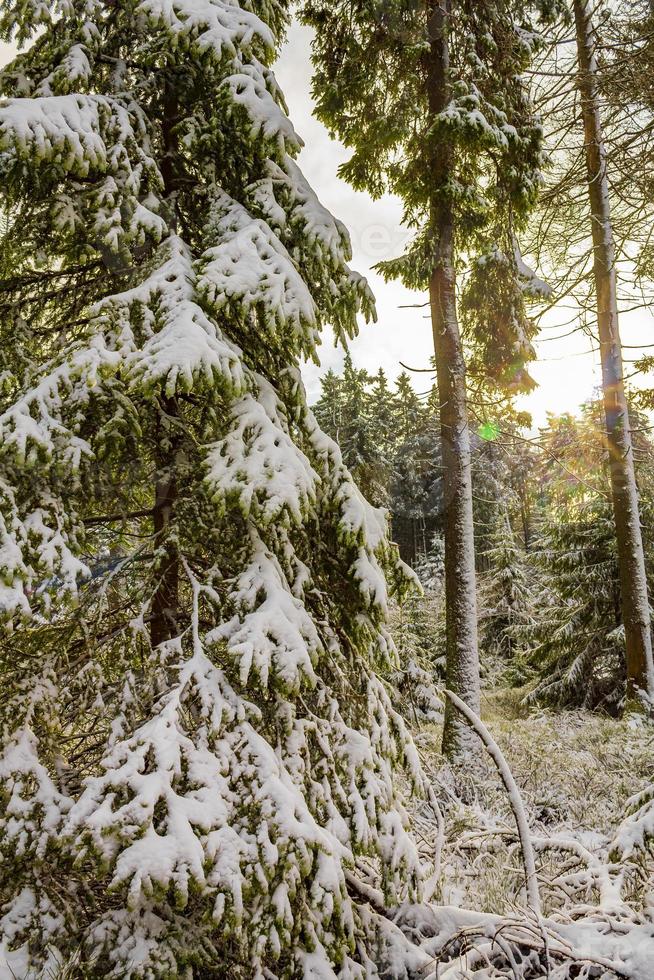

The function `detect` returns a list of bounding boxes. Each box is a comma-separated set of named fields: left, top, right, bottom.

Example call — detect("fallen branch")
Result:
left=444, top=689, right=542, bottom=918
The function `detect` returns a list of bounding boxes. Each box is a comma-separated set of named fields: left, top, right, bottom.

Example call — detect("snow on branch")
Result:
left=0, top=728, right=71, bottom=860
left=444, top=689, right=542, bottom=917
left=272, top=154, right=353, bottom=262
left=95, top=235, right=244, bottom=396
left=610, top=783, right=654, bottom=861
left=221, top=62, right=302, bottom=152
left=198, top=188, right=318, bottom=351
left=136, top=0, right=276, bottom=60
left=206, top=528, right=321, bottom=690
left=205, top=375, right=319, bottom=526
left=0, top=94, right=165, bottom=251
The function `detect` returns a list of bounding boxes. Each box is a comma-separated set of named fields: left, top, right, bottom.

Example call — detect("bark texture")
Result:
left=151, top=396, right=179, bottom=648
left=425, top=0, right=481, bottom=758
left=151, top=88, right=180, bottom=648
left=573, top=0, right=654, bottom=706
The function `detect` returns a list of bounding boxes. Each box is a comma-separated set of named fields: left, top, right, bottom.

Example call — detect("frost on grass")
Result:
left=398, top=706, right=654, bottom=979
left=0, top=1, right=423, bottom=977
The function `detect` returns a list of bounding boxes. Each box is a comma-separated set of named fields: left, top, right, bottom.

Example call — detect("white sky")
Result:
left=2, top=24, right=653, bottom=429
left=275, top=22, right=654, bottom=427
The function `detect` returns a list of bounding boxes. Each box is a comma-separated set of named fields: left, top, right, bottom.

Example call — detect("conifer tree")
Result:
left=302, top=0, right=556, bottom=759
left=0, top=2, right=423, bottom=975
left=314, top=355, right=391, bottom=505
left=367, top=367, right=397, bottom=501
left=312, top=367, right=344, bottom=442
left=389, top=373, right=441, bottom=565
left=520, top=0, right=654, bottom=707
left=369, top=368, right=396, bottom=440
left=315, top=365, right=442, bottom=564
left=390, top=534, right=444, bottom=728
left=393, top=372, right=424, bottom=443
left=478, top=512, right=533, bottom=665
left=522, top=497, right=626, bottom=711
left=522, top=407, right=654, bottom=710
left=472, top=439, right=515, bottom=572
left=337, top=353, right=387, bottom=504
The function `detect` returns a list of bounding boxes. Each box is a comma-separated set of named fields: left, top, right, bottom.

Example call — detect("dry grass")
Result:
left=412, top=704, right=654, bottom=916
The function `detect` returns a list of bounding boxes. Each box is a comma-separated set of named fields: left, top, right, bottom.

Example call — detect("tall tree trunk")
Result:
left=151, top=86, right=179, bottom=648
left=425, top=0, right=481, bottom=758
left=573, top=0, right=654, bottom=707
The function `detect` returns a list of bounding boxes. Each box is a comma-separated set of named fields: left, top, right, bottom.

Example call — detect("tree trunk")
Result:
left=151, top=85, right=180, bottom=648
left=425, top=0, right=481, bottom=758
left=151, top=397, right=179, bottom=648
left=573, top=0, right=654, bottom=707
left=520, top=482, right=532, bottom=552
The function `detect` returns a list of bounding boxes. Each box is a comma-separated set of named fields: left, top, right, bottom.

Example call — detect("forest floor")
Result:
left=396, top=688, right=654, bottom=977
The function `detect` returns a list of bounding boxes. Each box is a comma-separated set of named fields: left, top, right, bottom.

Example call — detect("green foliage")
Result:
left=518, top=404, right=654, bottom=711
left=525, top=497, right=626, bottom=710
left=314, top=354, right=394, bottom=504
left=315, top=361, right=443, bottom=562
left=302, top=0, right=555, bottom=395
left=461, top=247, right=543, bottom=393
left=478, top=512, right=534, bottom=666
left=0, top=2, right=422, bottom=977
left=389, top=534, right=445, bottom=726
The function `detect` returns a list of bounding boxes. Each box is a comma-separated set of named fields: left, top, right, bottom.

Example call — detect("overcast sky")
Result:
left=2, top=23, right=653, bottom=431
left=275, top=21, right=654, bottom=429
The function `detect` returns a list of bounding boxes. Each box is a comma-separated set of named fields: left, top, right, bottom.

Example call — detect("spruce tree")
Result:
left=572, top=0, right=654, bottom=707
left=522, top=406, right=654, bottom=710
left=302, top=0, right=557, bottom=759
left=367, top=367, right=397, bottom=503
left=337, top=354, right=380, bottom=503
left=0, top=2, right=422, bottom=976
left=314, top=354, right=390, bottom=505
left=520, top=0, right=654, bottom=707
left=312, top=367, right=344, bottom=443
left=314, top=365, right=443, bottom=565
left=389, top=374, right=441, bottom=566
left=393, top=372, right=423, bottom=445
left=478, top=511, right=533, bottom=666
left=524, top=498, right=626, bottom=711
left=472, top=438, right=515, bottom=572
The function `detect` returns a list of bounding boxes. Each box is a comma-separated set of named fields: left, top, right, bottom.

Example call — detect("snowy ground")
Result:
left=395, top=690, right=654, bottom=977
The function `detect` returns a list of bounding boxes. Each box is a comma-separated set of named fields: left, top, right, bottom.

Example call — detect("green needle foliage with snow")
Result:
left=518, top=407, right=654, bottom=711
left=478, top=512, right=534, bottom=667
left=314, top=364, right=442, bottom=564
left=523, top=500, right=627, bottom=710
left=313, top=354, right=392, bottom=507
left=0, top=2, right=423, bottom=976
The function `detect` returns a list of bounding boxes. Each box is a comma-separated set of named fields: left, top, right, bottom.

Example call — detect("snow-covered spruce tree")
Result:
left=313, top=367, right=345, bottom=444
left=389, top=374, right=441, bottom=567
left=390, top=534, right=445, bottom=727
left=572, top=0, right=654, bottom=707
left=478, top=511, right=534, bottom=668
left=522, top=498, right=627, bottom=711
left=520, top=405, right=654, bottom=711
left=313, top=355, right=391, bottom=507
left=471, top=437, right=514, bottom=573
left=0, top=3, right=423, bottom=976
left=366, top=368, right=397, bottom=506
